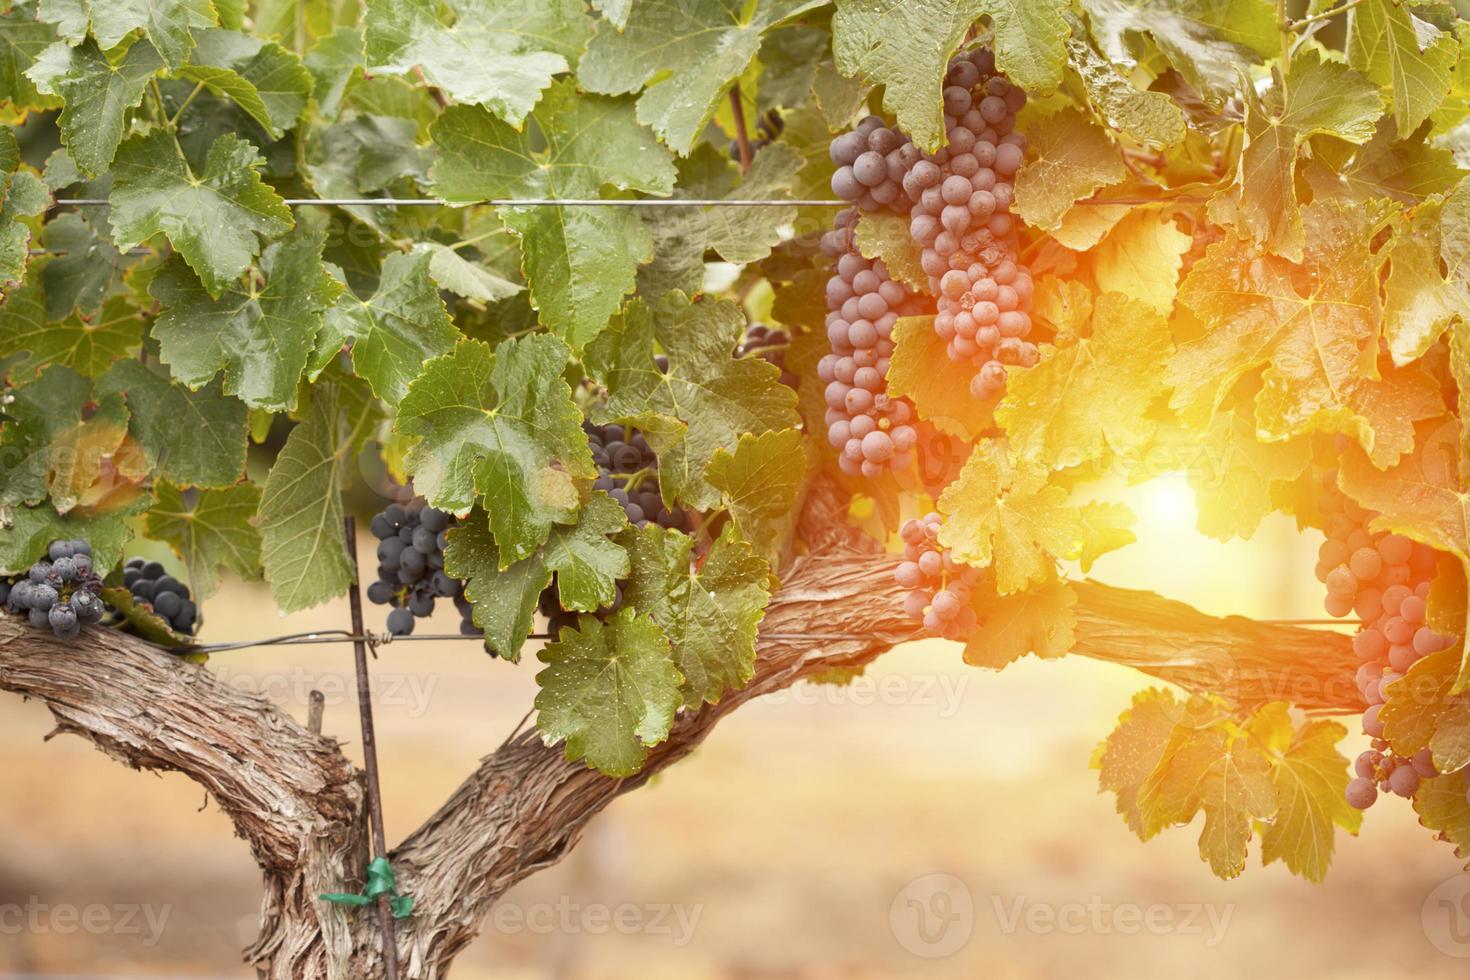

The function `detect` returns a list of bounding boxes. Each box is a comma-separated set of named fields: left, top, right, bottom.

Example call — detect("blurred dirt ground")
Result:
left=2, top=512, right=1469, bottom=978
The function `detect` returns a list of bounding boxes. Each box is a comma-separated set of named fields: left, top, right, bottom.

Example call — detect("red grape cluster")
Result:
left=1313, top=479, right=1464, bottom=810
left=910, top=49, right=1037, bottom=399
left=894, top=512, right=982, bottom=639
left=818, top=208, right=927, bottom=477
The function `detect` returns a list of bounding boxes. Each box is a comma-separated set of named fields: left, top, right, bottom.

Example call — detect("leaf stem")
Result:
left=169, top=81, right=206, bottom=128
left=729, top=84, right=752, bottom=174
left=1277, top=0, right=1292, bottom=84
left=1288, top=0, right=1365, bottom=29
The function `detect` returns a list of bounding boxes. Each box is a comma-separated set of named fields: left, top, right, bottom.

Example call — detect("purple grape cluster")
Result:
left=587, top=422, right=687, bottom=530
left=6, top=539, right=106, bottom=639
left=894, top=513, right=981, bottom=640
left=367, top=496, right=469, bottom=638
left=830, top=115, right=918, bottom=214
left=122, top=557, right=198, bottom=634
left=909, top=49, right=1037, bottom=399
left=818, top=208, right=926, bottom=477
left=737, top=322, right=798, bottom=390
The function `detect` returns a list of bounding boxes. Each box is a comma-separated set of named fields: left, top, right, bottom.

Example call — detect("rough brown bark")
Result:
left=0, top=489, right=1359, bottom=976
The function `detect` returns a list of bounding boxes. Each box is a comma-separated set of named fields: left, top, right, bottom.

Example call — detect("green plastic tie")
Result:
left=320, top=856, right=414, bottom=919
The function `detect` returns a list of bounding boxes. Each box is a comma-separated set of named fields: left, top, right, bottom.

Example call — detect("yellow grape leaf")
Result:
left=1076, top=501, right=1136, bottom=572
left=1139, top=724, right=1278, bottom=879
left=1432, top=700, right=1470, bottom=775
left=1430, top=554, right=1468, bottom=636
left=1256, top=716, right=1361, bottom=883
left=996, top=292, right=1172, bottom=469
left=1095, top=687, right=1190, bottom=838
left=1012, top=107, right=1127, bottom=231
left=887, top=315, right=995, bottom=439
left=1211, top=50, right=1382, bottom=261
left=1169, top=199, right=1385, bottom=441
left=1380, top=648, right=1459, bottom=757
left=1413, top=773, right=1470, bottom=864
left=1341, top=361, right=1448, bottom=470
left=936, top=440, right=1085, bottom=594
left=1050, top=200, right=1129, bottom=251
left=1383, top=180, right=1470, bottom=363
left=47, top=391, right=132, bottom=515
left=1185, top=388, right=1311, bottom=541
left=960, top=576, right=1076, bottom=669
left=1092, top=210, right=1192, bottom=314
left=1030, top=275, right=1093, bottom=343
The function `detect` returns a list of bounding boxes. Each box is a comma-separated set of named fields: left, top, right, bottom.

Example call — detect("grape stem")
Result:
left=729, top=84, right=753, bottom=174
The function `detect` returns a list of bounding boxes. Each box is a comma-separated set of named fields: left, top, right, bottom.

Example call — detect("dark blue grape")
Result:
left=48, top=541, right=74, bottom=560
left=154, top=591, right=182, bottom=618
left=412, top=527, right=437, bottom=554
left=371, top=513, right=395, bottom=539
left=367, top=580, right=395, bottom=605
left=386, top=608, right=414, bottom=635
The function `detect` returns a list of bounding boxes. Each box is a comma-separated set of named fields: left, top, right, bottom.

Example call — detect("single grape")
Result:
left=387, top=608, right=415, bottom=636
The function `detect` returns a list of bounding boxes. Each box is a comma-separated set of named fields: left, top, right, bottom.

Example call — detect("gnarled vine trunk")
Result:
left=0, top=485, right=1358, bottom=977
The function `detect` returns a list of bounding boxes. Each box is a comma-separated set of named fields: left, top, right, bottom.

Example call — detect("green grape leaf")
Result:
left=395, top=335, right=594, bottom=563
left=621, top=524, right=772, bottom=709
left=1013, top=107, right=1127, bottom=231
left=1064, top=21, right=1184, bottom=147
left=0, top=3, right=61, bottom=114
left=1168, top=199, right=1384, bottom=442
left=0, top=495, right=148, bottom=574
left=27, top=38, right=162, bottom=178
left=936, top=440, right=1085, bottom=594
left=0, top=290, right=142, bottom=378
left=0, top=364, right=91, bottom=505
left=150, top=236, right=340, bottom=412
left=534, top=608, right=681, bottom=777
left=38, top=0, right=216, bottom=70
left=1348, top=0, right=1458, bottom=138
left=39, top=211, right=121, bottom=319
left=179, top=29, right=313, bottom=138
left=365, top=0, right=589, bottom=126
left=1304, top=116, right=1461, bottom=207
left=829, top=0, right=980, bottom=153
left=579, top=0, right=823, bottom=154
left=445, top=495, right=630, bottom=661
left=143, top=479, right=262, bottom=597
left=110, top=131, right=293, bottom=297
left=46, top=389, right=131, bottom=513
left=258, top=377, right=382, bottom=612
left=314, top=249, right=458, bottom=406
left=304, top=26, right=362, bottom=119
left=1080, top=0, right=1277, bottom=104
left=432, top=81, right=676, bottom=348
left=705, top=427, right=807, bottom=565
left=0, top=170, right=47, bottom=286
left=961, top=577, right=1076, bottom=669
left=417, top=242, right=522, bottom=303
left=97, top=358, right=249, bottom=489
left=638, top=141, right=800, bottom=298
left=586, top=294, right=800, bottom=511
left=997, top=292, right=1173, bottom=469
left=854, top=211, right=926, bottom=292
